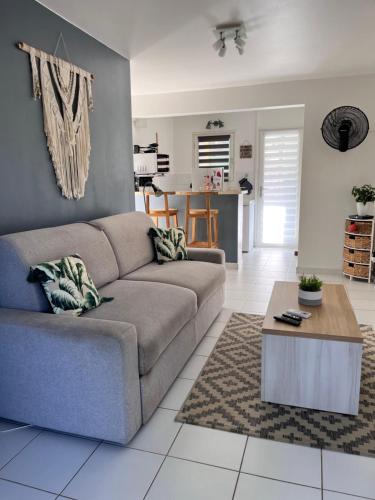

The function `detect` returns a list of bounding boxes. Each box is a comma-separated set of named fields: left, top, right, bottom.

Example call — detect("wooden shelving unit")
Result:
left=343, top=217, right=374, bottom=283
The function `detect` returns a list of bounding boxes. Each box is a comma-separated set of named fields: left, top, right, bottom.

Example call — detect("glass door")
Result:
left=256, top=129, right=302, bottom=247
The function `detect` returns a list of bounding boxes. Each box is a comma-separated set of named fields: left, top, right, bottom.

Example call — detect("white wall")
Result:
left=133, top=117, right=175, bottom=168
left=133, top=111, right=257, bottom=184
left=172, top=112, right=256, bottom=184
left=132, top=74, right=375, bottom=272
left=257, top=108, right=305, bottom=130
left=133, top=108, right=304, bottom=188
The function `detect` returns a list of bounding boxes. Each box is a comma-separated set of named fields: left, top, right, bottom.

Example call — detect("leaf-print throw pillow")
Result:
left=28, top=254, right=113, bottom=316
left=148, top=227, right=188, bottom=264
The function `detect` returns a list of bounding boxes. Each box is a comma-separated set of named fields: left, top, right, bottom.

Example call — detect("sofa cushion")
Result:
left=91, top=212, right=155, bottom=276
left=123, top=260, right=226, bottom=307
left=0, top=223, right=119, bottom=312
left=84, top=280, right=197, bottom=375
left=148, top=227, right=187, bottom=264
left=28, top=255, right=113, bottom=316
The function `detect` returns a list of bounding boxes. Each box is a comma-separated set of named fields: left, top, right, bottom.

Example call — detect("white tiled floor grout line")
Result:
left=137, top=433, right=331, bottom=491
left=322, top=489, right=374, bottom=499
left=165, top=453, right=243, bottom=473
left=0, top=476, right=58, bottom=497
left=58, top=440, right=102, bottom=498
left=142, top=423, right=184, bottom=499
left=239, top=471, right=323, bottom=491
left=124, top=446, right=166, bottom=458
left=0, top=428, right=42, bottom=471
left=159, top=404, right=180, bottom=411
left=231, top=436, right=248, bottom=500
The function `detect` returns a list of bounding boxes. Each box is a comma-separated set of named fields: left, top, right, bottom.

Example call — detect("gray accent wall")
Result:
left=0, top=0, right=135, bottom=236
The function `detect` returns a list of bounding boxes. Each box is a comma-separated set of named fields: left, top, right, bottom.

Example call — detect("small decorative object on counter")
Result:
left=202, top=168, right=223, bottom=191
left=298, top=275, right=323, bottom=306
left=203, top=175, right=212, bottom=191
left=212, top=168, right=223, bottom=190
left=352, top=184, right=375, bottom=216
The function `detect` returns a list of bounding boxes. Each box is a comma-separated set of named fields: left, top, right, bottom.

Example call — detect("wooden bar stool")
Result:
left=145, top=192, right=178, bottom=229
left=184, top=192, right=219, bottom=248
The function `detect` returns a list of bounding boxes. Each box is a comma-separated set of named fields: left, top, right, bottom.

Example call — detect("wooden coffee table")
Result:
left=261, top=281, right=363, bottom=415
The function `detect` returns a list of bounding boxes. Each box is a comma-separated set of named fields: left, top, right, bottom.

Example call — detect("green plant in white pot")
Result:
left=298, top=275, right=323, bottom=306
left=352, top=184, right=375, bottom=217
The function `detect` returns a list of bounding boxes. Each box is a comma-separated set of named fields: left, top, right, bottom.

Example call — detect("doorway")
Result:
left=256, top=129, right=302, bottom=248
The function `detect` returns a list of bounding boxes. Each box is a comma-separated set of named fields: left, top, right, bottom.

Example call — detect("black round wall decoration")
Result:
left=321, top=106, right=369, bottom=152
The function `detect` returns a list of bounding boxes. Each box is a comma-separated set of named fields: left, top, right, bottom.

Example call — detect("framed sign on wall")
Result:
left=240, top=142, right=253, bottom=159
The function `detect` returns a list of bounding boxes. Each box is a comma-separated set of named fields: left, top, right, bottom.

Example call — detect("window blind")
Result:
left=197, top=134, right=231, bottom=181
left=261, top=130, right=300, bottom=247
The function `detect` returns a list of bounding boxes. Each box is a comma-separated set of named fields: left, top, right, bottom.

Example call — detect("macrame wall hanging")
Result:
left=17, top=35, right=94, bottom=200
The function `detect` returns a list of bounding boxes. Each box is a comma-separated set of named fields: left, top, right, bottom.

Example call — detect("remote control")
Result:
left=282, top=313, right=302, bottom=323
left=286, top=309, right=311, bottom=319
left=273, top=315, right=301, bottom=326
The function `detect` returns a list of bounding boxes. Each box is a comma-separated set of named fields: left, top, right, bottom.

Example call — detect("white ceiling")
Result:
left=39, top=0, right=375, bottom=95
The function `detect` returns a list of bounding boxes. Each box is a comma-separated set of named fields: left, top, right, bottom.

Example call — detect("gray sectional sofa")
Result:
left=0, top=212, right=225, bottom=444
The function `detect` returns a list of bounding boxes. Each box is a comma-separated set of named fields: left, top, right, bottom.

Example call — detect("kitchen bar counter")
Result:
left=135, top=189, right=242, bottom=196
left=134, top=189, right=243, bottom=265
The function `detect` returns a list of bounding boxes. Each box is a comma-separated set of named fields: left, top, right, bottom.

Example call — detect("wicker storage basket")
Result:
left=343, top=247, right=371, bottom=264
left=344, top=233, right=371, bottom=250
left=343, top=260, right=369, bottom=279
left=345, top=220, right=372, bottom=234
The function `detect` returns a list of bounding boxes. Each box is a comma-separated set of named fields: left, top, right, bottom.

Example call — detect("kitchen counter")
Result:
left=135, top=189, right=242, bottom=196
left=134, top=189, right=243, bottom=265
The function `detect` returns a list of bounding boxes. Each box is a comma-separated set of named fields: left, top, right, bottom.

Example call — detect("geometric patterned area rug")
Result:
left=176, top=313, right=375, bottom=457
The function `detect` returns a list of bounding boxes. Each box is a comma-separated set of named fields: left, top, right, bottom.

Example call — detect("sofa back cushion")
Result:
left=91, top=212, right=155, bottom=276
left=0, top=223, right=119, bottom=312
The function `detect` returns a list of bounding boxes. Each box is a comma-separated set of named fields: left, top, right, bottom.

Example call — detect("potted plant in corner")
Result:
left=352, top=184, right=375, bottom=217
left=298, top=275, right=323, bottom=306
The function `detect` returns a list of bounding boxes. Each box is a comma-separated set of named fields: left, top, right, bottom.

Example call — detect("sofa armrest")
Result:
left=187, top=247, right=225, bottom=265
left=0, top=308, right=141, bottom=445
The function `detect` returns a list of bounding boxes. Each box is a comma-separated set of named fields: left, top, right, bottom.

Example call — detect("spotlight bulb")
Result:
left=218, top=42, right=226, bottom=57
left=235, top=37, right=245, bottom=48
left=213, top=38, right=223, bottom=51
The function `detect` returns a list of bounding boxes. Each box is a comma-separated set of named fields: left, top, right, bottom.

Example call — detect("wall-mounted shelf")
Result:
left=343, top=218, right=374, bottom=283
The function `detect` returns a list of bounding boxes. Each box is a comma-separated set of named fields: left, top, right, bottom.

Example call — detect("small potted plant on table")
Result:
left=298, top=275, right=323, bottom=306
left=352, top=184, right=375, bottom=217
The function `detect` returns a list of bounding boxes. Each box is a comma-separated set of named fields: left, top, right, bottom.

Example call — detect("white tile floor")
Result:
left=1, top=247, right=375, bottom=500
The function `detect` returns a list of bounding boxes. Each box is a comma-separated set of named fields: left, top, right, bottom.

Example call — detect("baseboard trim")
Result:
left=226, top=263, right=239, bottom=270
left=296, top=266, right=342, bottom=276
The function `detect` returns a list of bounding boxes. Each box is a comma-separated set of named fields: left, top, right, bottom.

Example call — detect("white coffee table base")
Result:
left=261, top=334, right=363, bottom=415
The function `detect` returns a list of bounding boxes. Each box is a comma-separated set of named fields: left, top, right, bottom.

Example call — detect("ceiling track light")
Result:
left=213, top=23, right=246, bottom=57
left=206, top=120, right=224, bottom=129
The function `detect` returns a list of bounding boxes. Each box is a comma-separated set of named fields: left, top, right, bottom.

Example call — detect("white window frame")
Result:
left=255, top=127, right=303, bottom=248
left=192, top=130, right=235, bottom=182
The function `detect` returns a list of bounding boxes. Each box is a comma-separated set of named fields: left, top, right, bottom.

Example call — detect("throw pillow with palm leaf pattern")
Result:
left=148, top=227, right=188, bottom=264
left=28, top=254, right=113, bottom=316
